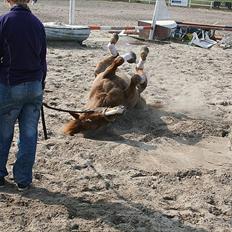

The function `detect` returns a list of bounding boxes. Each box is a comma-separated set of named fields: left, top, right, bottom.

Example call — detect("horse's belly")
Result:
left=115, top=70, right=131, bottom=87
left=88, top=71, right=135, bottom=108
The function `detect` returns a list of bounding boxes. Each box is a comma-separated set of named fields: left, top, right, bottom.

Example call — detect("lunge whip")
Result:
left=41, top=105, right=48, bottom=140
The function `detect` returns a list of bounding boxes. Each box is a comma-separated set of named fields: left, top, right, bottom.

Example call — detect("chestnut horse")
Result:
left=63, top=41, right=149, bottom=135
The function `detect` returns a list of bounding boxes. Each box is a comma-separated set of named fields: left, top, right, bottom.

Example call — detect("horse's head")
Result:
left=63, top=113, right=82, bottom=135
left=63, top=113, right=102, bottom=135
left=63, top=106, right=125, bottom=135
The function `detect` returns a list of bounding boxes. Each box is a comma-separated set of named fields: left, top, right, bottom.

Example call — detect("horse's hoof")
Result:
left=123, top=52, right=137, bottom=64
left=140, top=46, right=149, bottom=61
left=110, top=33, right=119, bottom=44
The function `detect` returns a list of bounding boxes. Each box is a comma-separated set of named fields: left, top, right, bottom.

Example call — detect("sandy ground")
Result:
left=0, top=1, right=232, bottom=231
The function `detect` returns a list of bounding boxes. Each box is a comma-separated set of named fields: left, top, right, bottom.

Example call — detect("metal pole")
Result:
left=149, top=0, right=159, bottom=40
left=69, top=0, right=76, bottom=25
left=89, top=25, right=152, bottom=30
left=189, top=0, right=191, bottom=8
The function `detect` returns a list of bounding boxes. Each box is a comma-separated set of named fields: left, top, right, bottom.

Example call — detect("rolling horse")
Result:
left=63, top=34, right=149, bottom=135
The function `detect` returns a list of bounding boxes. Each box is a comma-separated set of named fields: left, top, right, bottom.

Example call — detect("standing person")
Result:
left=0, top=0, right=47, bottom=191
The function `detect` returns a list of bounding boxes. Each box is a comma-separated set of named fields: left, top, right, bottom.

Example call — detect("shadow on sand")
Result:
left=82, top=103, right=228, bottom=149
left=2, top=182, right=207, bottom=232
left=81, top=102, right=229, bottom=154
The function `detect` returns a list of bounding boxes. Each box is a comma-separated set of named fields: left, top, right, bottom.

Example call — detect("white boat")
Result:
left=43, top=0, right=90, bottom=43
left=44, top=22, right=90, bottom=43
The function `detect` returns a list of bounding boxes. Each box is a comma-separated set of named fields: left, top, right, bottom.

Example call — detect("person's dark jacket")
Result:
left=0, top=5, right=47, bottom=86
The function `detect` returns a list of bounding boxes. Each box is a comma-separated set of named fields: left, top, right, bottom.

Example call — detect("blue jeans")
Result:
left=0, top=81, right=43, bottom=185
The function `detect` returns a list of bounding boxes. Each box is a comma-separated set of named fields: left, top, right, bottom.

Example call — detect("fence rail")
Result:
left=126, top=0, right=232, bottom=9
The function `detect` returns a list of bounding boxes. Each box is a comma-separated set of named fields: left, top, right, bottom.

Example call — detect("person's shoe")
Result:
left=0, top=177, right=5, bottom=188
left=17, top=183, right=30, bottom=191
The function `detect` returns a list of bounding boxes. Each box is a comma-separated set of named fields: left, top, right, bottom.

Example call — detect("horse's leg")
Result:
left=135, top=46, right=149, bottom=93
left=108, top=33, right=119, bottom=57
left=94, top=56, right=116, bottom=77
left=102, top=56, right=125, bottom=79
left=94, top=33, right=119, bottom=77
left=95, top=33, right=137, bottom=77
